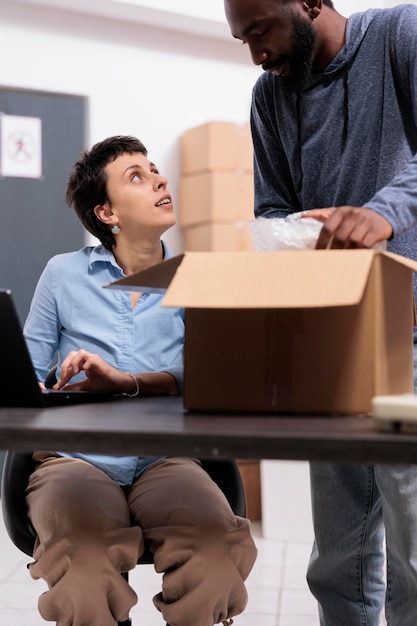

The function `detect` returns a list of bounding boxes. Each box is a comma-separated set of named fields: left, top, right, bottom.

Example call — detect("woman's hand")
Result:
left=53, top=349, right=134, bottom=393
left=54, top=349, right=179, bottom=396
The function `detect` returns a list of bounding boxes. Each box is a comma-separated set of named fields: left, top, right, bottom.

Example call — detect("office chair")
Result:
left=1, top=450, right=246, bottom=626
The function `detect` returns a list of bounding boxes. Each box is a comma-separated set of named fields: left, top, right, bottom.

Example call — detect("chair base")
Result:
left=117, top=572, right=132, bottom=625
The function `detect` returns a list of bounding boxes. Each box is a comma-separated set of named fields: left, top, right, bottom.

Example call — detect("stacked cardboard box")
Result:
left=179, top=121, right=255, bottom=252
left=180, top=123, right=259, bottom=517
left=236, top=459, right=262, bottom=521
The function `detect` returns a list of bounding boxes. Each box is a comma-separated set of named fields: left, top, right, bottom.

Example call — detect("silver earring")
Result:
left=111, top=225, right=120, bottom=235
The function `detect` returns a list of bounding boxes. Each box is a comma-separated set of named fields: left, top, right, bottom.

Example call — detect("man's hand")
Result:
left=301, top=208, right=334, bottom=223
left=305, top=206, right=393, bottom=249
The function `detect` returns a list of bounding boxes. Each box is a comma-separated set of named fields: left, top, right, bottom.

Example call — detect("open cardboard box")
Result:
left=106, top=250, right=417, bottom=415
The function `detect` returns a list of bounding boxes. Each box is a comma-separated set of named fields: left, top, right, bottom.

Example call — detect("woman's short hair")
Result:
left=66, top=135, right=147, bottom=250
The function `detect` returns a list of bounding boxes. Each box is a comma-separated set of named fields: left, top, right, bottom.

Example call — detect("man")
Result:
left=224, top=0, right=417, bottom=624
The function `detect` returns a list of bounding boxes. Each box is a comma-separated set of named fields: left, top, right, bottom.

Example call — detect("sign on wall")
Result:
left=0, top=113, right=42, bottom=179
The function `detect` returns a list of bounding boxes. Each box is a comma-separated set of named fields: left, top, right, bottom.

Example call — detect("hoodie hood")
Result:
left=314, top=8, right=378, bottom=82
left=294, top=9, right=378, bottom=191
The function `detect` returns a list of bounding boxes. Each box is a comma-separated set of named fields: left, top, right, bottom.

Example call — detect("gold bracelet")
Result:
left=122, top=373, right=140, bottom=398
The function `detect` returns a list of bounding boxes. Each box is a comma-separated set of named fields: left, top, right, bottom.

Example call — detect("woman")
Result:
left=23, top=135, right=257, bottom=626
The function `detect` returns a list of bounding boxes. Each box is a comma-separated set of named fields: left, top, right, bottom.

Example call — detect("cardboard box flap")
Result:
left=163, top=250, right=377, bottom=309
left=105, top=249, right=417, bottom=308
left=382, top=250, right=417, bottom=273
left=104, top=254, right=184, bottom=294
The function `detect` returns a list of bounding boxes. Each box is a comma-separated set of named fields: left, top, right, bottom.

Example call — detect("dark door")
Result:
left=0, top=86, right=86, bottom=324
left=0, top=86, right=86, bottom=487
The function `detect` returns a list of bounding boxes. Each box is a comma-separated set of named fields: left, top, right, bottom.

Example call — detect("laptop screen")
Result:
left=0, top=290, right=119, bottom=407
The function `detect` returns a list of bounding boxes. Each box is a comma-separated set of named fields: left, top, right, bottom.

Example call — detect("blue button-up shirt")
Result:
left=24, top=242, right=184, bottom=486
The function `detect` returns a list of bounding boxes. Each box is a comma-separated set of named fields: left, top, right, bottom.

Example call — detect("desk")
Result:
left=0, top=396, right=415, bottom=463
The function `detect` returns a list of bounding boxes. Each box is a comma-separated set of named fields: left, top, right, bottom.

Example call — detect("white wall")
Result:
left=0, top=0, right=261, bottom=251
left=1, top=0, right=412, bottom=250
left=0, top=0, right=403, bottom=253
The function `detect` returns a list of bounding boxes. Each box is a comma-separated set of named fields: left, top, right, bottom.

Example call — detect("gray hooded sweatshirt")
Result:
left=251, top=4, right=417, bottom=282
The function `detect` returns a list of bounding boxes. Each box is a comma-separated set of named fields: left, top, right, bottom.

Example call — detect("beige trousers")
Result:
left=26, top=455, right=257, bottom=626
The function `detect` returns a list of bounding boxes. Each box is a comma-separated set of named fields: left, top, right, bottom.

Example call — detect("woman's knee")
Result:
left=129, top=458, right=237, bottom=529
left=27, top=456, right=131, bottom=535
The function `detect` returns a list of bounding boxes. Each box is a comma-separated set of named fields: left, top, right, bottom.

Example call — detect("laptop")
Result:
left=0, top=289, right=120, bottom=407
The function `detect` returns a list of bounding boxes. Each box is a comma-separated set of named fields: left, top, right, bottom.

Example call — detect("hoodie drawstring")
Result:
left=296, top=93, right=303, bottom=194
left=295, top=69, right=349, bottom=194
left=342, top=68, right=349, bottom=148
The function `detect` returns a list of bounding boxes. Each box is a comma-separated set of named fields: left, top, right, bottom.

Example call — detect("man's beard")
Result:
left=284, top=13, right=317, bottom=92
